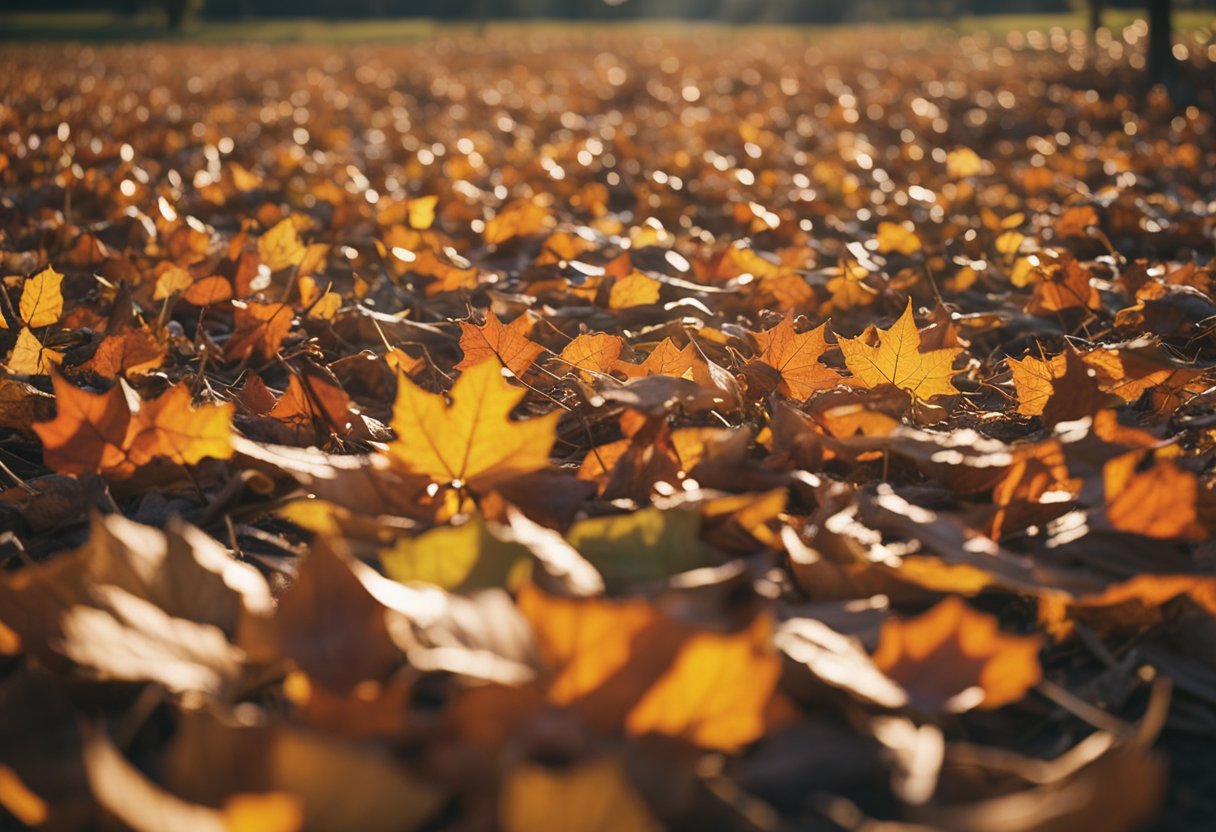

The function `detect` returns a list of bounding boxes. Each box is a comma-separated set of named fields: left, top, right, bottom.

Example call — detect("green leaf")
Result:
left=564, top=507, right=719, bottom=592
left=379, top=515, right=531, bottom=593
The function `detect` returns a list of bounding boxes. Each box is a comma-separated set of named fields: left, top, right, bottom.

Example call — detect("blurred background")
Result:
left=3, top=0, right=1214, bottom=29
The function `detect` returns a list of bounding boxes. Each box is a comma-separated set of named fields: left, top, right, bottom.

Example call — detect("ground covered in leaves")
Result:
left=2, top=21, right=1216, bottom=832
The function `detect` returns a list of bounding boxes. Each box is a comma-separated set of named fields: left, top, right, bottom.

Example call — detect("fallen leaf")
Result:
left=387, top=358, right=559, bottom=491
left=19, top=266, right=64, bottom=328
left=455, top=310, right=545, bottom=376
left=751, top=314, right=841, bottom=400
left=839, top=301, right=962, bottom=399
left=872, top=596, right=1043, bottom=712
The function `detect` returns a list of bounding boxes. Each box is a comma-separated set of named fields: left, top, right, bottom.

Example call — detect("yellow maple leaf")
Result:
left=387, top=358, right=558, bottom=491
left=838, top=301, right=962, bottom=400
left=752, top=314, right=841, bottom=400
left=1007, top=353, right=1062, bottom=417
left=19, top=267, right=64, bottom=328
left=558, top=333, right=624, bottom=379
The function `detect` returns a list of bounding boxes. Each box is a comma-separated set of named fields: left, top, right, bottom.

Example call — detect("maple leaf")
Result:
left=78, top=330, right=166, bottom=378
left=873, top=595, right=1043, bottom=712
left=838, top=301, right=962, bottom=399
left=4, top=328, right=62, bottom=375
left=33, top=375, right=233, bottom=476
left=125, top=384, right=235, bottom=469
left=1103, top=453, right=1205, bottom=541
left=558, top=333, right=624, bottom=378
left=455, top=310, right=545, bottom=377
left=1027, top=257, right=1101, bottom=314
left=181, top=276, right=234, bottom=306
left=226, top=301, right=294, bottom=361
left=387, top=358, right=558, bottom=491
left=484, top=199, right=553, bottom=245
left=518, top=583, right=780, bottom=750
left=33, top=373, right=133, bottom=474
left=752, top=314, right=841, bottom=400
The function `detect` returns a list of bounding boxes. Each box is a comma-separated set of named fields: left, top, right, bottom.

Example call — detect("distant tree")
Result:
left=1146, top=0, right=1175, bottom=84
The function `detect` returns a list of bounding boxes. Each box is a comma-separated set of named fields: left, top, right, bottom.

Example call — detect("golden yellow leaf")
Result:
left=154, top=264, right=194, bottom=300
left=484, top=200, right=553, bottom=245
left=946, top=146, right=984, bottom=178
left=4, top=328, right=62, bottom=375
left=1008, top=353, right=1062, bottom=417
left=388, top=358, right=558, bottom=491
left=1104, top=453, right=1205, bottom=541
left=876, top=222, right=921, bottom=255
left=259, top=218, right=306, bottom=272
left=558, top=333, right=625, bottom=378
left=407, top=195, right=438, bottom=230
left=608, top=272, right=662, bottom=309
left=625, top=612, right=780, bottom=749
left=838, top=301, right=961, bottom=399
left=18, top=266, right=64, bottom=328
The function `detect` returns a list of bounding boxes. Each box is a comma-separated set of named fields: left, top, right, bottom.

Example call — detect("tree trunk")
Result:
left=165, top=0, right=188, bottom=30
left=1147, top=0, right=1175, bottom=85
left=1088, top=0, right=1102, bottom=39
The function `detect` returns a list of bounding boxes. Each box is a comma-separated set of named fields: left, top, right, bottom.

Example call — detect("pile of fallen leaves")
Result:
left=2, top=22, right=1216, bottom=831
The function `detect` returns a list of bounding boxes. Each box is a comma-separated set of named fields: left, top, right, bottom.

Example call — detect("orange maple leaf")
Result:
left=226, top=301, right=294, bottom=361
left=518, top=583, right=780, bottom=751
left=873, top=595, right=1042, bottom=712
left=33, top=375, right=233, bottom=476
left=387, top=358, right=558, bottom=491
left=455, top=311, right=545, bottom=377
left=752, top=315, right=841, bottom=400
left=838, top=301, right=962, bottom=399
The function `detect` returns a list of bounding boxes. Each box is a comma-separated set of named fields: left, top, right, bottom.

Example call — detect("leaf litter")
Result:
left=1, top=23, right=1216, bottom=832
